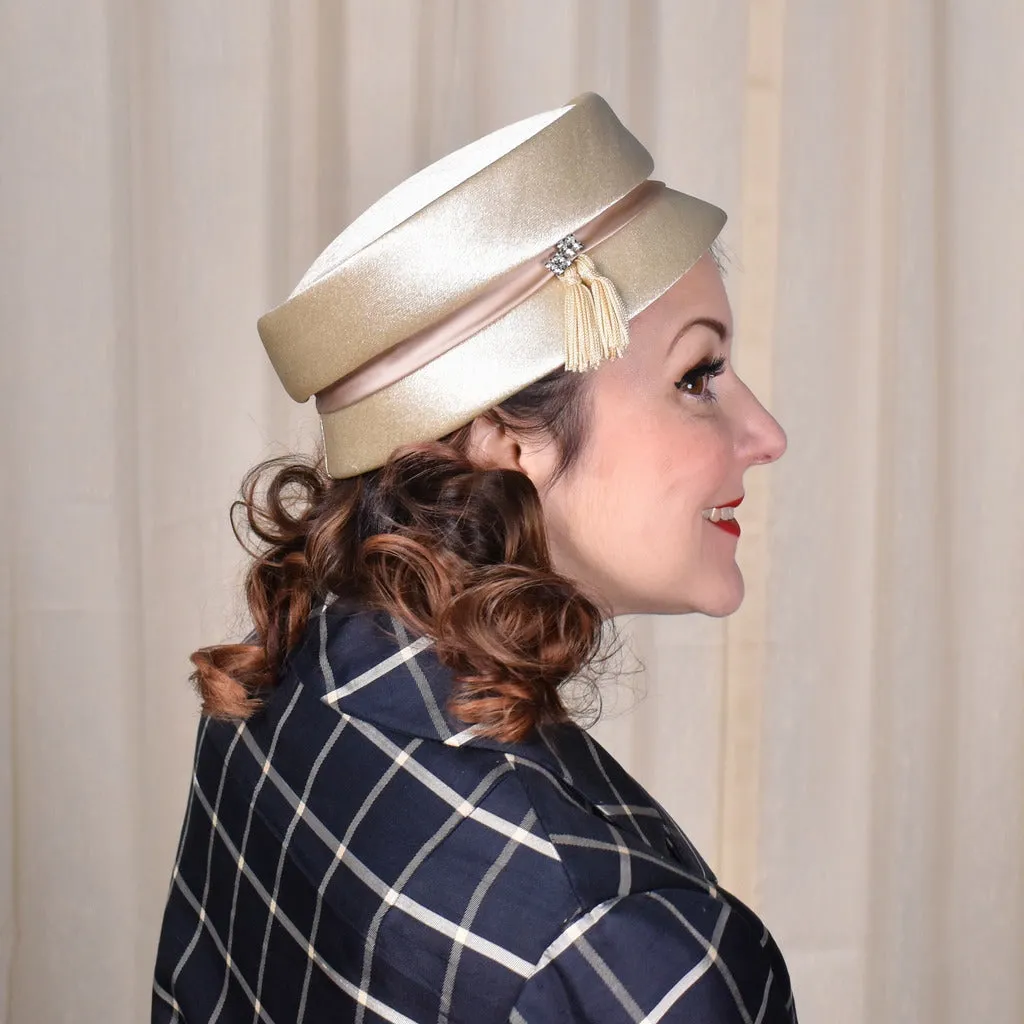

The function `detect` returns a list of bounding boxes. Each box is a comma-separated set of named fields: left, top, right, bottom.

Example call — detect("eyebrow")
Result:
left=667, top=317, right=730, bottom=356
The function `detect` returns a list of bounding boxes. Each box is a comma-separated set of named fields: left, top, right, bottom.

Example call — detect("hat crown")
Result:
left=293, top=103, right=576, bottom=298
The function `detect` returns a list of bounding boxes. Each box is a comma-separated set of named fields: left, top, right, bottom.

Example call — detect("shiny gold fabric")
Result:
left=256, top=92, right=726, bottom=479
left=313, top=180, right=666, bottom=415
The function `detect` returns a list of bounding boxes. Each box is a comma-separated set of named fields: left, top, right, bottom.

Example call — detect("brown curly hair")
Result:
left=189, top=367, right=611, bottom=743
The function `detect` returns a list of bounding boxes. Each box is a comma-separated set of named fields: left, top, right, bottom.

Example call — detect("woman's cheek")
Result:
left=679, top=419, right=734, bottom=485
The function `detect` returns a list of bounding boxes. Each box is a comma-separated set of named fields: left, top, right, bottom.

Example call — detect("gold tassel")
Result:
left=552, top=248, right=630, bottom=372
left=561, top=260, right=599, bottom=372
left=575, top=254, right=629, bottom=365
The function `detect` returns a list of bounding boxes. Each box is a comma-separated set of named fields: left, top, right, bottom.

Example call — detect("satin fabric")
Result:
left=255, top=93, right=725, bottom=478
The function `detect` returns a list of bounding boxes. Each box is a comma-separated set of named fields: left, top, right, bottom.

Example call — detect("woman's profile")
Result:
left=153, top=92, right=795, bottom=1022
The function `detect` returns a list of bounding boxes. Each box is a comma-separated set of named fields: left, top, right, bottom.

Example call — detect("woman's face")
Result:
left=517, top=252, right=787, bottom=617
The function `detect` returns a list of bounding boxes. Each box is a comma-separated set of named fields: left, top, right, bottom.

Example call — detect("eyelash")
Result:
left=674, top=356, right=727, bottom=403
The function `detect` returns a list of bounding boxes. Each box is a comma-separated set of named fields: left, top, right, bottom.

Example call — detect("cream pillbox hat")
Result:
left=256, top=92, right=726, bottom=479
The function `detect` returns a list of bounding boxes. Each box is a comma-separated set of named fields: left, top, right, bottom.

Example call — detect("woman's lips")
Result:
left=709, top=516, right=740, bottom=537
left=704, top=496, right=743, bottom=537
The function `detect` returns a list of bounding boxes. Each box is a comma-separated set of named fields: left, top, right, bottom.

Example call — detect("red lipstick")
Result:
left=711, top=516, right=740, bottom=537
left=706, top=496, right=743, bottom=537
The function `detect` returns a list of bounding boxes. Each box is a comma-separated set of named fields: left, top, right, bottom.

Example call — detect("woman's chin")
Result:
left=692, top=567, right=745, bottom=618
left=612, top=567, right=745, bottom=617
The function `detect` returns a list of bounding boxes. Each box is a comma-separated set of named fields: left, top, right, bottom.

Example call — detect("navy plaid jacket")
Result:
left=154, top=596, right=798, bottom=1022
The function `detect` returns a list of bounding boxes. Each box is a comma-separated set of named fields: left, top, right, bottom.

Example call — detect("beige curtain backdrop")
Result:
left=2, top=1, right=1022, bottom=1021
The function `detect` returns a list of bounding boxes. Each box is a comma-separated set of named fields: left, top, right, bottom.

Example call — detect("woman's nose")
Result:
left=736, top=385, right=787, bottom=466
left=754, top=410, right=787, bottom=465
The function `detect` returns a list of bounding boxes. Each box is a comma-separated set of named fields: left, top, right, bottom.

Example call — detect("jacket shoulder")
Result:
left=511, top=885, right=799, bottom=1023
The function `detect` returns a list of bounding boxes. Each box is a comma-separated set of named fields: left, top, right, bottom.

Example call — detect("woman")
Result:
left=154, top=93, right=795, bottom=1022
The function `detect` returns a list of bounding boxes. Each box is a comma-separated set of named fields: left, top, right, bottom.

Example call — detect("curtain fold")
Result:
left=2, top=2, right=1021, bottom=1021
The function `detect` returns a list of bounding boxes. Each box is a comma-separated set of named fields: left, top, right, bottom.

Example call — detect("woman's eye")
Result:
left=674, top=356, right=726, bottom=402
left=678, top=375, right=710, bottom=397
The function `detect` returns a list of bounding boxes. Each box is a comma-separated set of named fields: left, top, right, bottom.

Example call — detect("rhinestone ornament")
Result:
left=544, top=234, right=584, bottom=276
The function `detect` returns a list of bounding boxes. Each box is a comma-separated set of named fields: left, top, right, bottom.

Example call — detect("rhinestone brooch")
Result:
left=544, top=234, right=584, bottom=276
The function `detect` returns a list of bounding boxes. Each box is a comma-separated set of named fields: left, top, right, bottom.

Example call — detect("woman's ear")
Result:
left=465, top=413, right=523, bottom=472
left=465, top=412, right=562, bottom=495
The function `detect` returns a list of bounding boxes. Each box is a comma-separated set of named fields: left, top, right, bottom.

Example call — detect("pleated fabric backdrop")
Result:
left=1, top=1, right=1021, bottom=1021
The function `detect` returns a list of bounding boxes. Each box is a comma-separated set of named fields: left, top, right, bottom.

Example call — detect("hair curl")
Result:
left=189, top=367, right=610, bottom=743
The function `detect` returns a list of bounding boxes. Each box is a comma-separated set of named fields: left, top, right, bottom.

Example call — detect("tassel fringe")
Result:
left=558, top=253, right=630, bottom=372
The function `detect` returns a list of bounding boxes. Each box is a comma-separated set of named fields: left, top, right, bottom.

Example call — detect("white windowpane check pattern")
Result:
left=153, top=599, right=797, bottom=1021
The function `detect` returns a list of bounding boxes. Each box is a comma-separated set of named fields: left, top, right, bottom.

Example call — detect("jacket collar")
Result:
left=283, top=594, right=571, bottom=767
left=282, top=594, right=716, bottom=883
